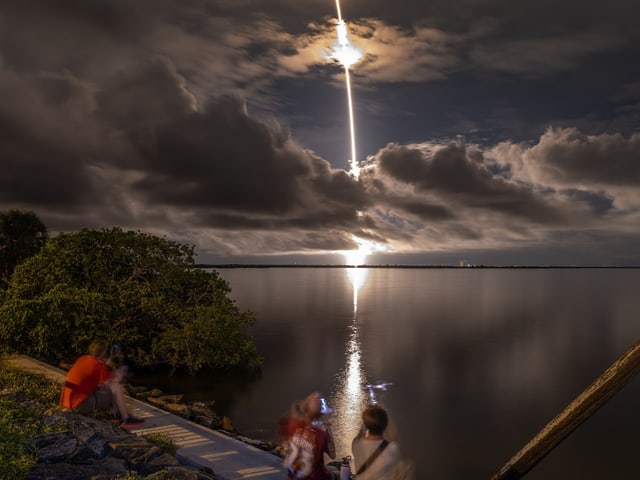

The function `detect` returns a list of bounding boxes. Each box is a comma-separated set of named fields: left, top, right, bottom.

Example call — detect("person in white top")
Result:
left=351, top=405, right=401, bottom=480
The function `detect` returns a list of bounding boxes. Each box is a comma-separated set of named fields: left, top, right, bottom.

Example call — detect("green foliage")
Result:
left=110, top=472, right=144, bottom=480
left=0, top=210, right=48, bottom=289
left=143, top=432, right=178, bottom=456
left=0, top=228, right=261, bottom=373
left=0, top=359, right=62, bottom=479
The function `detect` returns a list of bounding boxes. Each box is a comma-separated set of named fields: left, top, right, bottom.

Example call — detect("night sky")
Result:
left=1, top=0, right=639, bottom=265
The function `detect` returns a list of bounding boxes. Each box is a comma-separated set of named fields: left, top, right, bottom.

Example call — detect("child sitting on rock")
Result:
left=60, top=339, right=144, bottom=429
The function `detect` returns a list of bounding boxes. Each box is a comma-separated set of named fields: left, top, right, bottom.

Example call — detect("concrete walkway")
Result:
left=6, top=355, right=286, bottom=480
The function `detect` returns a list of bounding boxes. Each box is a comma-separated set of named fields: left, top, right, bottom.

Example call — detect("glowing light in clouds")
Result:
left=331, top=0, right=362, bottom=179
left=342, top=234, right=387, bottom=266
left=332, top=19, right=362, bottom=69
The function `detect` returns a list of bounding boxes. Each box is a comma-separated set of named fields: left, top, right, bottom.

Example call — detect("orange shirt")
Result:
left=60, top=355, right=112, bottom=409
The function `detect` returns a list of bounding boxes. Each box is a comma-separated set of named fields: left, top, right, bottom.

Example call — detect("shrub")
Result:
left=0, top=228, right=261, bottom=374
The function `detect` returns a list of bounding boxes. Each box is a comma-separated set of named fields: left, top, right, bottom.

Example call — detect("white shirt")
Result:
left=351, top=437, right=400, bottom=480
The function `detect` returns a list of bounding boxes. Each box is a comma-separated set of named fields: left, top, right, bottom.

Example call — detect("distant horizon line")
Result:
left=195, top=264, right=640, bottom=269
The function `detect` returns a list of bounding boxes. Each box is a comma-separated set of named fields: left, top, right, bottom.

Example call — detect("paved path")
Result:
left=6, top=355, right=286, bottom=480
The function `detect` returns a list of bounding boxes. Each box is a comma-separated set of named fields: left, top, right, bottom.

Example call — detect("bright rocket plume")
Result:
left=331, top=0, right=362, bottom=179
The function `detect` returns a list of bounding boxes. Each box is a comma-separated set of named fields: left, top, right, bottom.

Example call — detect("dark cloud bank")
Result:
left=0, top=0, right=638, bottom=264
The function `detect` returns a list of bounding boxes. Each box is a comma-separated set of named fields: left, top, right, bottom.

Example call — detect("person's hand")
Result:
left=111, top=365, right=127, bottom=383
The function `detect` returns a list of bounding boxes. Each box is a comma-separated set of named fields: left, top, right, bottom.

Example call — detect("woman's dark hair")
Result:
left=362, top=406, right=388, bottom=436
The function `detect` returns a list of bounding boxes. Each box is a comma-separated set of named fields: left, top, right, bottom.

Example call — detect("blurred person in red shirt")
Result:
left=280, top=392, right=336, bottom=480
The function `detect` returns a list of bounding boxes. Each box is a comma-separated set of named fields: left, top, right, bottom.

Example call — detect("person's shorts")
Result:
left=75, top=384, right=113, bottom=414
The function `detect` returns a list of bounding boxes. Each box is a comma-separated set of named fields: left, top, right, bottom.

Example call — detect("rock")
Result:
left=141, top=452, right=181, bottom=474
left=126, top=385, right=149, bottom=396
left=25, top=412, right=201, bottom=480
left=108, top=435, right=160, bottom=461
left=107, top=435, right=183, bottom=473
left=28, top=432, right=77, bottom=462
left=27, top=457, right=127, bottom=480
left=69, top=413, right=127, bottom=458
left=165, top=402, right=189, bottom=415
left=43, top=411, right=72, bottom=426
left=221, top=416, right=235, bottom=432
left=190, top=402, right=221, bottom=428
left=145, top=466, right=218, bottom=480
left=235, top=435, right=276, bottom=452
left=1, top=388, right=26, bottom=402
left=148, top=396, right=168, bottom=407
left=159, top=394, right=184, bottom=404
left=273, top=442, right=288, bottom=457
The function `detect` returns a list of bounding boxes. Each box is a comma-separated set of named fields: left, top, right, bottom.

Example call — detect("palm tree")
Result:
left=0, top=209, right=48, bottom=286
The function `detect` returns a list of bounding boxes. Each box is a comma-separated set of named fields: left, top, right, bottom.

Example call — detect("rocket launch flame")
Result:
left=332, top=20, right=362, bottom=69
left=328, top=2, right=387, bottom=265
left=330, top=0, right=362, bottom=179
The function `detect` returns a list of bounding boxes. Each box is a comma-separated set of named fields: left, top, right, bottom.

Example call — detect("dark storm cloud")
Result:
left=385, top=198, right=455, bottom=222
left=98, top=59, right=197, bottom=128
left=0, top=70, right=108, bottom=205
left=372, top=143, right=565, bottom=224
left=93, top=58, right=370, bottom=220
left=0, top=48, right=372, bottom=250
left=0, top=0, right=145, bottom=75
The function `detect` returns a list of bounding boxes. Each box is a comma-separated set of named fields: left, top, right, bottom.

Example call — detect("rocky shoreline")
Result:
left=26, top=409, right=216, bottom=480
left=3, top=358, right=285, bottom=480
left=0, top=384, right=217, bottom=480
left=124, top=384, right=280, bottom=454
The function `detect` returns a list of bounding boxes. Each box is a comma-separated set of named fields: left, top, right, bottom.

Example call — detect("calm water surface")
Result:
left=138, top=268, right=640, bottom=479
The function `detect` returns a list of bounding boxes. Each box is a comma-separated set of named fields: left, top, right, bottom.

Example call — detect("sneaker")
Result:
left=120, top=416, right=145, bottom=429
left=109, top=410, right=123, bottom=424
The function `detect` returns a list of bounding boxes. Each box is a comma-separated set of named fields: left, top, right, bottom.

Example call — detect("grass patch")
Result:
left=143, top=432, right=179, bottom=456
left=0, top=358, right=63, bottom=480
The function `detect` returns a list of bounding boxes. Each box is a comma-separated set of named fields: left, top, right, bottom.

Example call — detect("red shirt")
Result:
left=283, top=418, right=331, bottom=480
left=60, top=355, right=112, bottom=409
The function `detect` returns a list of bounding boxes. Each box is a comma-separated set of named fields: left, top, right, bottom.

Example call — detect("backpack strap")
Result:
left=356, top=439, right=389, bottom=476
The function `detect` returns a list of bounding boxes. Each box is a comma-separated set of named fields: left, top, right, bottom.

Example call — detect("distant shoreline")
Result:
left=196, top=264, right=640, bottom=269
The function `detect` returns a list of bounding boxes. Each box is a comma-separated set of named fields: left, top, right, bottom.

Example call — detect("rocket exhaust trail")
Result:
left=344, top=67, right=359, bottom=178
left=332, top=0, right=361, bottom=178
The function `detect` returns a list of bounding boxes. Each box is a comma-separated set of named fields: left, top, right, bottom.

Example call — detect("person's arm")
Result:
left=96, top=361, right=115, bottom=384
left=324, top=424, right=336, bottom=459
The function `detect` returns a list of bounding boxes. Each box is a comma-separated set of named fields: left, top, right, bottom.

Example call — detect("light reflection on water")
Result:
left=329, top=267, right=370, bottom=458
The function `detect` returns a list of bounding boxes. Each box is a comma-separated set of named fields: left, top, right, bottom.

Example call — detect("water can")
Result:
left=340, top=456, right=351, bottom=480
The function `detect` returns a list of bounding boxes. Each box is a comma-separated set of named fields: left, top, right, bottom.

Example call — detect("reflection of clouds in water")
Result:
left=330, top=268, right=370, bottom=458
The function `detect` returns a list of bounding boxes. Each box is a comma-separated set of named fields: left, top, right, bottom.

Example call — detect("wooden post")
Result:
left=490, top=340, right=640, bottom=480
